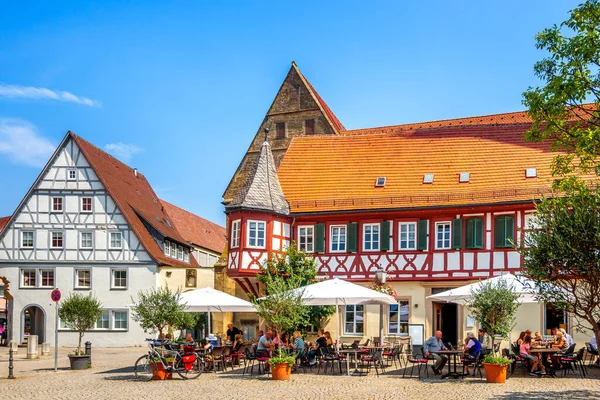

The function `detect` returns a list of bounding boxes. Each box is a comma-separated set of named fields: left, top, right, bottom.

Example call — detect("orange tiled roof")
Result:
left=0, top=216, right=10, bottom=232
left=71, top=132, right=199, bottom=267
left=162, top=200, right=226, bottom=254
left=277, top=123, right=592, bottom=213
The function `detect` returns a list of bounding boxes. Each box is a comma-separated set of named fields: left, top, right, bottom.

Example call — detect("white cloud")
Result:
left=0, top=118, right=56, bottom=167
left=104, top=142, right=143, bottom=162
left=0, top=83, right=101, bottom=107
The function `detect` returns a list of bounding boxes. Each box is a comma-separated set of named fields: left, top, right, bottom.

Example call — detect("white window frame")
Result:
left=21, top=231, right=34, bottom=248
left=75, top=268, right=91, bottom=289
left=40, top=269, right=55, bottom=288
left=297, top=225, right=314, bottom=253
left=80, top=196, right=93, bottom=213
left=80, top=231, right=93, bottom=249
left=330, top=225, right=347, bottom=252
left=247, top=220, right=266, bottom=248
left=184, top=248, right=190, bottom=263
left=363, top=223, right=380, bottom=252
left=435, top=222, right=451, bottom=250
left=112, top=310, right=128, bottom=330
left=343, top=304, right=365, bottom=335
left=398, top=222, right=417, bottom=250
left=230, top=220, right=241, bottom=248
left=164, top=240, right=171, bottom=256
left=68, top=169, right=77, bottom=180
left=177, top=245, right=184, bottom=260
left=388, top=299, right=410, bottom=335
left=21, top=268, right=37, bottom=288
left=96, top=310, right=110, bottom=330
left=51, top=196, right=63, bottom=212
left=51, top=231, right=64, bottom=248
left=111, top=268, right=128, bottom=289
left=109, top=232, right=122, bottom=249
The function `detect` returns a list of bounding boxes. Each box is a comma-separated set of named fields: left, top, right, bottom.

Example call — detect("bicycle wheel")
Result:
left=175, top=355, right=203, bottom=380
left=134, top=354, right=157, bottom=381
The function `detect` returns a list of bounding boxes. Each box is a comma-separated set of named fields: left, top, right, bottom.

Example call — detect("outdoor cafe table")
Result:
left=338, top=346, right=387, bottom=376
left=530, top=347, right=561, bottom=376
left=432, top=349, right=466, bottom=379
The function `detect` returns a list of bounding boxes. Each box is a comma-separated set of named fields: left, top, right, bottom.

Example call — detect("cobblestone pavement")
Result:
left=1, top=347, right=600, bottom=400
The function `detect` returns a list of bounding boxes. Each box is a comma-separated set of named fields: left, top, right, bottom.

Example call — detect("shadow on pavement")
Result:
left=492, top=390, right=600, bottom=399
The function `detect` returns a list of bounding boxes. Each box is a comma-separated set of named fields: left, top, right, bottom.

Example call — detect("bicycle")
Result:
left=134, top=338, right=203, bottom=381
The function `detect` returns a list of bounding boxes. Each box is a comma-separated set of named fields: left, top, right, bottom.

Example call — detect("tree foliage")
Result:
left=519, top=179, right=600, bottom=346
left=257, top=243, right=335, bottom=331
left=467, top=279, right=520, bottom=352
left=130, top=285, right=187, bottom=337
left=58, top=293, right=103, bottom=355
left=523, top=0, right=600, bottom=177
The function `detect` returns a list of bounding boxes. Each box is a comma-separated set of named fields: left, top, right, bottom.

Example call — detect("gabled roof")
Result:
left=226, top=141, right=290, bottom=215
left=161, top=201, right=226, bottom=254
left=0, top=216, right=10, bottom=232
left=70, top=132, right=198, bottom=267
left=277, top=123, right=596, bottom=213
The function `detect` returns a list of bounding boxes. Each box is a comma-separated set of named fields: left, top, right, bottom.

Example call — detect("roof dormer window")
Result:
left=525, top=168, right=537, bottom=178
left=459, top=172, right=470, bottom=183
left=423, top=173, right=434, bottom=184
left=375, top=177, right=386, bottom=187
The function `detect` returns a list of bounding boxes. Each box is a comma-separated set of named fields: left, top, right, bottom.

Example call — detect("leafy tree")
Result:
left=175, top=312, right=207, bottom=338
left=523, top=0, right=600, bottom=177
left=58, top=293, right=103, bottom=355
left=130, top=285, right=187, bottom=337
left=257, top=243, right=335, bottom=331
left=467, top=279, right=520, bottom=353
left=519, top=179, right=600, bottom=347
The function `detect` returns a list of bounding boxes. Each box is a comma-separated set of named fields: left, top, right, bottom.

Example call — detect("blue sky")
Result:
left=0, top=0, right=578, bottom=225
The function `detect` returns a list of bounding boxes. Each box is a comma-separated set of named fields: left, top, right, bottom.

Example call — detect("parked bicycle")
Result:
left=134, top=338, right=203, bottom=381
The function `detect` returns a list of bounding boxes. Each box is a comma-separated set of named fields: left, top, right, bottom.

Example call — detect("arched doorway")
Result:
left=21, top=304, right=46, bottom=344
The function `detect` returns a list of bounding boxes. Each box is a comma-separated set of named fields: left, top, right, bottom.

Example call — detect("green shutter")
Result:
left=315, top=223, right=325, bottom=253
left=417, top=220, right=428, bottom=250
left=474, top=218, right=484, bottom=249
left=347, top=222, right=357, bottom=252
left=380, top=221, right=391, bottom=251
left=452, top=218, right=462, bottom=249
left=505, top=216, right=515, bottom=247
left=494, top=217, right=505, bottom=248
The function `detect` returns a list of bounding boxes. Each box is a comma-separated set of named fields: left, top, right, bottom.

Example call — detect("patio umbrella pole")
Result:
left=335, top=299, right=340, bottom=351
left=379, top=303, right=384, bottom=347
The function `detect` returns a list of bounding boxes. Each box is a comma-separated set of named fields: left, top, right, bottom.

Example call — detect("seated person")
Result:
left=478, top=328, right=491, bottom=350
left=280, top=332, right=290, bottom=347
left=206, top=333, right=219, bottom=348
left=256, top=330, right=275, bottom=357
left=307, top=329, right=327, bottom=365
left=291, top=331, right=305, bottom=357
left=520, top=334, right=543, bottom=375
left=255, top=330, right=264, bottom=343
left=232, top=334, right=244, bottom=353
left=464, top=332, right=481, bottom=362
left=516, top=331, right=527, bottom=346
left=424, top=330, right=448, bottom=375
left=559, top=328, right=574, bottom=347
left=533, top=332, right=543, bottom=344
left=551, top=331, right=569, bottom=369
left=324, top=331, right=334, bottom=348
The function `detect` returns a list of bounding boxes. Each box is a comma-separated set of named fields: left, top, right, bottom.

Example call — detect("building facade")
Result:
left=223, top=63, right=589, bottom=346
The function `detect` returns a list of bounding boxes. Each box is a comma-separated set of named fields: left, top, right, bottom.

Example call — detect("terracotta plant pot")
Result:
left=151, top=362, right=172, bottom=380
left=271, top=362, right=292, bottom=380
left=68, top=354, right=91, bottom=370
left=483, top=362, right=508, bottom=383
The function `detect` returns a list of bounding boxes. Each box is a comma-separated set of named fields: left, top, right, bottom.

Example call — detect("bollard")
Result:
left=85, top=341, right=92, bottom=367
left=8, top=342, right=15, bottom=379
left=42, top=343, right=50, bottom=356
left=27, top=335, right=38, bottom=359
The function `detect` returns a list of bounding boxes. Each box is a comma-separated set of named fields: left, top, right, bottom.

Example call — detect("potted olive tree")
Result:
left=58, top=293, right=103, bottom=370
left=467, top=278, right=520, bottom=383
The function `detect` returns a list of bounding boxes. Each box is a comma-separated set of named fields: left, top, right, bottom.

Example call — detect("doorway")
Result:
left=432, top=302, right=458, bottom=347
left=21, top=305, right=45, bottom=344
left=545, top=304, right=568, bottom=335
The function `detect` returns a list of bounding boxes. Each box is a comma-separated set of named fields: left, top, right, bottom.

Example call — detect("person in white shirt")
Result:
left=559, top=328, right=574, bottom=347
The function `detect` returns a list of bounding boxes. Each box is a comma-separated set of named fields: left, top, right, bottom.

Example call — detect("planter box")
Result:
left=68, top=355, right=91, bottom=370
left=151, top=362, right=172, bottom=380
left=271, top=362, right=291, bottom=380
left=483, top=362, right=508, bottom=383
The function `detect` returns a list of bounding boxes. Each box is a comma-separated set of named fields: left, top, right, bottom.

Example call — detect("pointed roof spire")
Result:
left=226, top=130, right=290, bottom=215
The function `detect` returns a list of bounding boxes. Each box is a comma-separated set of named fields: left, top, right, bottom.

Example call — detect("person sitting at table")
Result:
left=424, top=330, right=448, bottom=375
left=257, top=330, right=275, bottom=356
left=533, top=332, right=543, bottom=344
left=464, top=332, right=481, bottom=362
left=232, top=334, right=244, bottom=353
left=516, top=331, right=527, bottom=346
left=324, top=331, right=334, bottom=347
left=478, top=328, right=491, bottom=350
left=226, top=323, right=242, bottom=343
left=520, top=334, right=542, bottom=376
left=550, top=331, right=569, bottom=369
left=559, top=328, right=574, bottom=347
left=291, top=331, right=305, bottom=356
left=307, top=329, right=327, bottom=366
left=280, top=332, right=290, bottom=347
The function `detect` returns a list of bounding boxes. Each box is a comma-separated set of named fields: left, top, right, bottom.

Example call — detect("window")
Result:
left=164, top=240, right=171, bottom=256
left=96, top=311, right=110, bottom=329
left=494, top=215, right=515, bottom=248
left=177, top=245, right=183, bottom=260
left=80, top=232, right=93, bottom=249
left=230, top=220, right=241, bottom=248
left=21, top=231, right=34, bottom=248
left=68, top=169, right=76, bottom=180
left=388, top=300, right=409, bottom=335
left=363, top=224, right=380, bottom=251
left=305, top=119, right=315, bottom=134
left=184, top=248, right=190, bottom=263
left=109, top=232, right=122, bottom=249
left=298, top=226, right=314, bottom=252
left=398, top=223, right=416, bottom=250
left=111, top=269, right=127, bottom=289
left=247, top=220, right=266, bottom=248
left=52, top=197, right=63, bottom=212
left=113, top=311, right=128, bottom=329
left=81, top=197, right=93, bottom=213
left=75, top=269, right=91, bottom=289
left=51, top=232, right=63, bottom=248
left=330, top=225, right=346, bottom=252
left=185, top=269, right=197, bottom=288
left=375, top=177, right=386, bottom=187
left=523, top=213, right=539, bottom=246
left=435, top=222, right=451, bottom=249
left=40, top=269, right=54, bottom=287
left=22, top=269, right=36, bottom=287
left=170, top=241, right=177, bottom=258
left=275, top=122, right=286, bottom=139
left=344, top=305, right=364, bottom=335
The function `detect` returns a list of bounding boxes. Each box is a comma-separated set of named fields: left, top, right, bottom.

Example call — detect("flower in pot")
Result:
left=267, top=349, right=296, bottom=381
left=482, top=354, right=512, bottom=383
left=58, top=293, right=103, bottom=370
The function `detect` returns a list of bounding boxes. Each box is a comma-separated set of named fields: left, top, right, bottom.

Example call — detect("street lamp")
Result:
left=375, top=266, right=387, bottom=284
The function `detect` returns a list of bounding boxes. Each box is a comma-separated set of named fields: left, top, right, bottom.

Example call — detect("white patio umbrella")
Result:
left=259, top=278, right=396, bottom=347
left=179, top=287, right=256, bottom=334
left=426, top=273, right=539, bottom=304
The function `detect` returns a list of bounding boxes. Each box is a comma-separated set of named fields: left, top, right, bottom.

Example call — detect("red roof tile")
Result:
left=0, top=216, right=10, bottom=232
left=70, top=132, right=198, bottom=267
left=161, top=201, right=226, bottom=254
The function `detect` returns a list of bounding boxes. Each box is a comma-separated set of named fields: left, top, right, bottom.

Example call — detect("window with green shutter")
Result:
left=494, top=216, right=514, bottom=248
left=380, top=221, right=391, bottom=251
left=417, top=220, right=428, bottom=250
left=315, top=223, right=325, bottom=253
left=465, top=218, right=484, bottom=249
left=452, top=218, right=462, bottom=249
left=347, top=222, right=357, bottom=252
